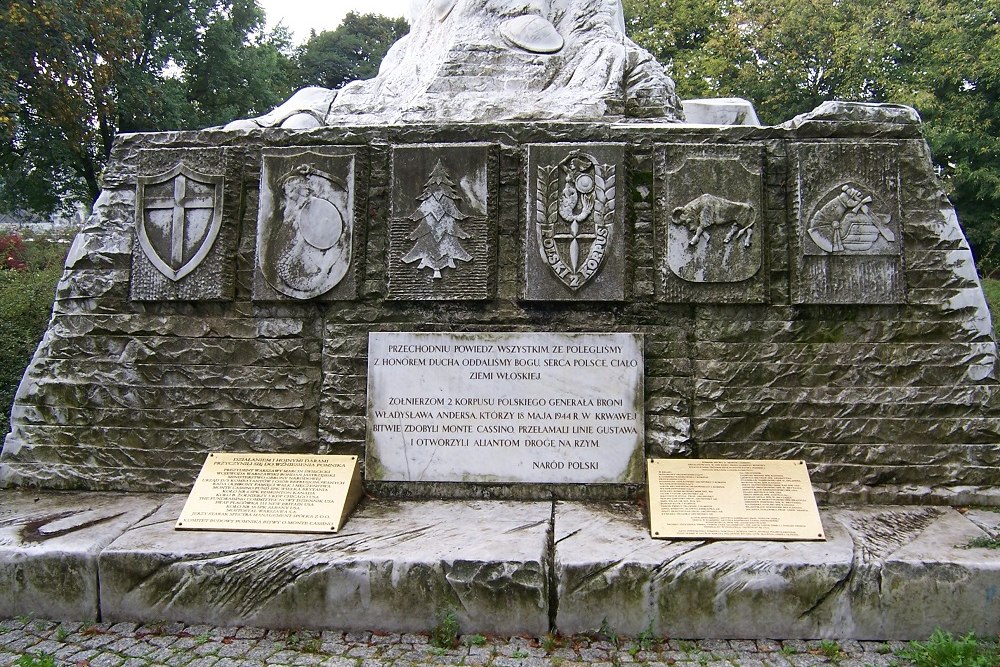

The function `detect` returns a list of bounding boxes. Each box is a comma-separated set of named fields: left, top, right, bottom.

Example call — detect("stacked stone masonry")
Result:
left=2, top=115, right=998, bottom=504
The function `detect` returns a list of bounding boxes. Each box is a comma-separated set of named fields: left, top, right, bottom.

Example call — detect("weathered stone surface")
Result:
left=3, top=114, right=999, bottom=500
left=0, top=491, right=164, bottom=619
left=657, top=143, right=767, bottom=302
left=100, top=496, right=551, bottom=634
left=524, top=143, right=627, bottom=301
left=254, top=146, right=365, bottom=301
left=325, top=0, right=682, bottom=124
left=554, top=502, right=1000, bottom=639
left=791, top=142, right=905, bottom=304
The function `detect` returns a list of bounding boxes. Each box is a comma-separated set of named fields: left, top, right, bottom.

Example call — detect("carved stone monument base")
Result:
left=3, top=489, right=998, bottom=639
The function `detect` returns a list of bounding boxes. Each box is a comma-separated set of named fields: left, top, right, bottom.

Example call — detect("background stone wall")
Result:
left=2, top=117, right=997, bottom=504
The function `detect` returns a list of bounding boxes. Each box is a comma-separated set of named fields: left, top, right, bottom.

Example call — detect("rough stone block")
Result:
left=254, top=146, right=365, bottom=301
left=0, top=491, right=164, bottom=620
left=554, top=503, right=1000, bottom=639
left=100, top=497, right=551, bottom=635
left=129, top=148, right=239, bottom=301
left=553, top=502, right=852, bottom=638
left=791, top=142, right=905, bottom=304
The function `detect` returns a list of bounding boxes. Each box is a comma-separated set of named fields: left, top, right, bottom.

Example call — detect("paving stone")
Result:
left=318, top=658, right=356, bottom=667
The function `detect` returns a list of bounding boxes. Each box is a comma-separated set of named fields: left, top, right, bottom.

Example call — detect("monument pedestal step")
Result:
left=1, top=490, right=997, bottom=640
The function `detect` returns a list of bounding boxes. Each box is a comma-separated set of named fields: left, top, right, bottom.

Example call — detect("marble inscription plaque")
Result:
left=387, top=144, right=496, bottom=300
left=792, top=142, right=905, bottom=304
left=366, top=332, right=644, bottom=483
left=175, top=453, right=362, bottom=533
left=647, top=459, right=826, bottom=540
left=524, top=144, right=626, bottom=301
left=656, top=143, right=767, bottom=303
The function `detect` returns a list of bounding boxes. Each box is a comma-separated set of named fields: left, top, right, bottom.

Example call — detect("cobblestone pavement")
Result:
left=0, top=618, right=918, bottom=667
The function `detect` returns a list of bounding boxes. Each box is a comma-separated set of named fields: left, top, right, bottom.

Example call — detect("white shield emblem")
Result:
left=136, top=164, right=224, bottom=281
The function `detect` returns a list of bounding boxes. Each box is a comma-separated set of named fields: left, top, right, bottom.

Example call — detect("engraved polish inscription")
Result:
left=535, top=151, right=616, bottom=290
left=366, top=332, right=644, bottom=484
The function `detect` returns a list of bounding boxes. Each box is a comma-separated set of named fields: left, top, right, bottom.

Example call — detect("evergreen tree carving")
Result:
left=401, top=160, right=473, bottom=279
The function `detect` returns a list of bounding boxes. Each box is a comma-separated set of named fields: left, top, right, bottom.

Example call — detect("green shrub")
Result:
left=0, top=229, right=74, bottom=438
left=982, top=278, right=1000, bottom=321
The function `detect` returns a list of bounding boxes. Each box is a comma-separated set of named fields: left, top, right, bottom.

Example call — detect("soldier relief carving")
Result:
left=806, top=183, right=896, bottom=255
left=257, top=150, right=354, bottom=300
left=535, top=152, right=616, bottom=290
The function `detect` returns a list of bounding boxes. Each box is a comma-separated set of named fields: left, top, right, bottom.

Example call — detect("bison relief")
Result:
left=666, top=193, right=761, bottom=284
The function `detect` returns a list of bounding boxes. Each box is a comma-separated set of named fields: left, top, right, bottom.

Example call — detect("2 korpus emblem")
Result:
left=536, top=152, right=616, bottom=290
left=136, top=164, right=223, bottom=281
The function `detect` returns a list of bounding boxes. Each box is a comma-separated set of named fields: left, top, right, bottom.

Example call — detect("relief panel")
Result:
left=524, top=143, right=626, bottom=301
left=130, top=148, right=237, bottom=301
left=792, top=142, right=905, bottom=304
left=254, top=146, right=363, bottom=301
left=656, top=143, right=768, bottom=303
left=387, top=144, right=497, bottom=300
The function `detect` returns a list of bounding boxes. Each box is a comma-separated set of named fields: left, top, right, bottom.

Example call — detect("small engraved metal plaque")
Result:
left=175, top=453, right=362, bottom=533
left=647, top=459, right=826, bottom=540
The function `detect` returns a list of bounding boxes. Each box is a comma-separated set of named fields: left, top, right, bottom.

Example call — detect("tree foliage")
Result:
left=624, top=0, right=1000, bottom=272
left=297, top=12, right=409, bottom=90
left=0, top=0, right=296, bottom=215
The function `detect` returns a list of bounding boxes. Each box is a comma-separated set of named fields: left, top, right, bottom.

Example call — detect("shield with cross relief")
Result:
left=136, top=163, right=224, bottom=281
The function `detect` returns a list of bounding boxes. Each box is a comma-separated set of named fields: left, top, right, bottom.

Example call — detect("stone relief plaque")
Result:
left=656, top=143, right=767, bottom=303
left=131, top=148, right=238, bottom=301
left=175, top=453, right=363, bottom=533
left=524, top=143, right=626, bottom=301
left=254, top=147, right=361, bottom=301
left=366, top=332, right=644, bottom=484
left=387, top=144, right=496, bottom=300
left=792, top=142, right=905, bottom=304
left=647, top=459, right=826, bottom=540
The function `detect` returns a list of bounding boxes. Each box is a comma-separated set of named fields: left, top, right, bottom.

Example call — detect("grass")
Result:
left=981, top=278, right=1000, bottom=317
left=17, top=654, right=55, bottom=667
left=429, top=610, right=460, bottom=649
left=901, top=628, right=999, bottom=667
left=964, top=535, right=1000, bottom=549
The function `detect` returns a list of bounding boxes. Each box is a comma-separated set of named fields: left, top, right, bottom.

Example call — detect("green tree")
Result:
left=297, top=12, right=409, bottom=90
left=624, top=0, right=1000, bottom=272
left=0, top=0, right=296, bottom=216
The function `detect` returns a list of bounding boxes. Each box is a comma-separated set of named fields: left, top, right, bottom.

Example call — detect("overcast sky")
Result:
left=258, top=0, right=410, bottom=44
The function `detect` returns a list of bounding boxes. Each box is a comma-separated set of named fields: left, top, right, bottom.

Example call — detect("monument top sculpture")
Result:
left=225, top=0, right=683, bottom=129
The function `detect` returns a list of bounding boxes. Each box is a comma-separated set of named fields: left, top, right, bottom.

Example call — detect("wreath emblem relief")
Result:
left=535, top=152, right=616, bottom=290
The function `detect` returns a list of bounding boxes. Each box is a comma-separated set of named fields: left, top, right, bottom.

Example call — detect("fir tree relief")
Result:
left=401, top=159, right=474, bottom=279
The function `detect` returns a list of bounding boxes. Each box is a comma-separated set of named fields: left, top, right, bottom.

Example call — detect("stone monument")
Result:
left=2, top=0, right=999, bottom=640
left=1, top=0, right=998, bottom=506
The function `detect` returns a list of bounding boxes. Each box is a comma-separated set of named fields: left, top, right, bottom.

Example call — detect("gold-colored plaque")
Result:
left=647, top=459, right=826, bottom=541
left=175, top=453, right=363, bottom=533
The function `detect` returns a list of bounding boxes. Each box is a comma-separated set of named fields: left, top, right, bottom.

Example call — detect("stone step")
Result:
left=1, top=490, right=998, bottom=639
